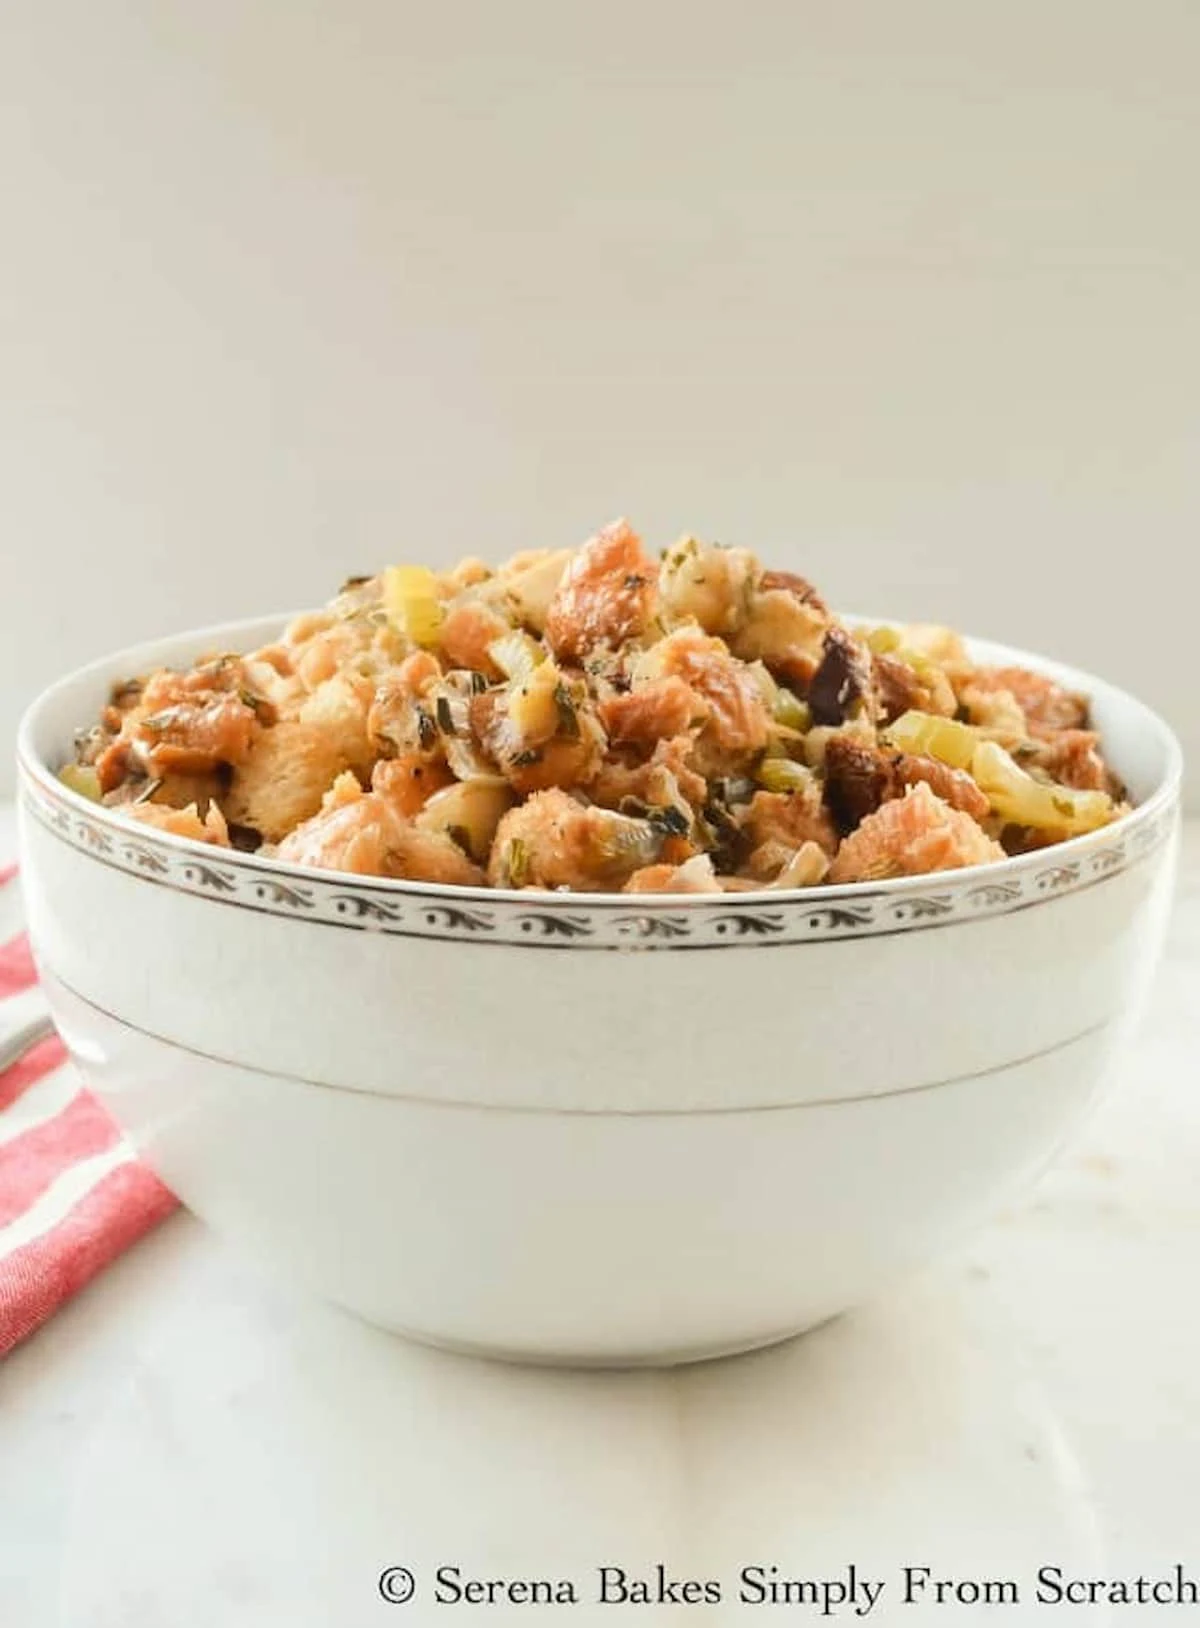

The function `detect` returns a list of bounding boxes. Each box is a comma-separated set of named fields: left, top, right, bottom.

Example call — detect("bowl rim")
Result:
left=16, top=609, right=1184, bottom=914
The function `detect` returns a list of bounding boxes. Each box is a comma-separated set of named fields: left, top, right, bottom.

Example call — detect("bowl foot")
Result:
left=340, top=1310, right=836, bottom=1371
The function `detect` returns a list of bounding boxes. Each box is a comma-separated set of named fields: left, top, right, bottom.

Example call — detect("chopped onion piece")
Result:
left=416, top=779, right=513, bottom=862
left=488, top=630, right=545, bottom=684
left=970, top=740, right=1118, bottom=835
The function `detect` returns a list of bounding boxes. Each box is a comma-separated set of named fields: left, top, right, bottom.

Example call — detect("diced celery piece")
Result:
left=865, top=625, right=903, bottom=655
left=886, top=710, right=978, bottom=770
left=58, top=763, right=102, bottom=802
left=383, top=565, right=444, bottom=647
left=773, top=689, right=811, bottom=732
left=756, top=757, right=816, bottom=795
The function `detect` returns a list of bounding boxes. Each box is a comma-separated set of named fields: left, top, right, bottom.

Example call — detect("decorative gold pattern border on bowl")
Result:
left=21, top=772, right=1177, bottom=952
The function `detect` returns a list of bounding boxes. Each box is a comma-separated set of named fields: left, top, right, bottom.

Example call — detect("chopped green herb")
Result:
left=648, top=804, right=690, bottom=837
left=435, top=696, right=457, bottom=736
left=553, top=683, right=580, bottom=738
left=139, top=709, right=177, bottom=735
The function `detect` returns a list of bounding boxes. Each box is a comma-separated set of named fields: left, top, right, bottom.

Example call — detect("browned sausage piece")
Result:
left=823, top=735, right=990, bottom=833
left=823, top=736, right=899, bottom=832
left=808, top=627, right=873, bottom=726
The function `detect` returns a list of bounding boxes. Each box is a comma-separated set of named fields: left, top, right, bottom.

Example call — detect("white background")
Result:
left=2, top=1, right=1197, bottom=801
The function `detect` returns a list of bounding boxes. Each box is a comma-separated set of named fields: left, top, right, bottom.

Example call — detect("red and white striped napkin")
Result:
left=0, top=863, right=177, bottom=1357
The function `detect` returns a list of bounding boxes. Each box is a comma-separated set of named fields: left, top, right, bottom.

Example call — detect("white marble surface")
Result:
left=2, top=807, right=1199, bottom=1625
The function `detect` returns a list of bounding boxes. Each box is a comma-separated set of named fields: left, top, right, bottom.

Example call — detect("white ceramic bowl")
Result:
left=16, top=615, right=1182, bottom=1366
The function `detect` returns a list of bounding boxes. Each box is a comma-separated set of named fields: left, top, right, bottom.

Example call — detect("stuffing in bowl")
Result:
left=16, top=522, right=1181, bottom=1366
left=61, top=519, right=1127, bottom=895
